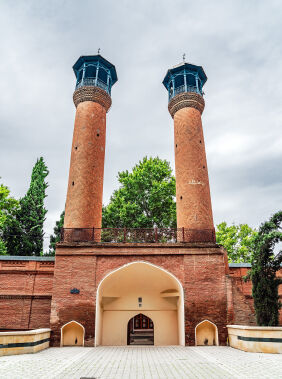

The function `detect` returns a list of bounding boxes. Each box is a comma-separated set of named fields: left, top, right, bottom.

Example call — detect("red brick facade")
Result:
left=3, top=250, right=280, bottom=345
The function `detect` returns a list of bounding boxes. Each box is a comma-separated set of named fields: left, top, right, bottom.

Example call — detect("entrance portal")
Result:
left=127, top=314, right=154, bottom=345
left=95, top=261, right=185, bottom=346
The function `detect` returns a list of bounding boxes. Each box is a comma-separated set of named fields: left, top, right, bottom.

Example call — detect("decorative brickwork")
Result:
left=73, top=86, right=112, bottom=112
left=168, top=92, right=205, bottom=118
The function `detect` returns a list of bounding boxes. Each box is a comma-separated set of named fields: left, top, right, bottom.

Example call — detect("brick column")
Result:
left=168, top=92, right=214, bottom=241
left=64, top=87, right=111, bottom=232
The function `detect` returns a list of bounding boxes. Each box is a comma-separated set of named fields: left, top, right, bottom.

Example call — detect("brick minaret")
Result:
left=163, top=62, right=214, bottom=242
left=64, top=55, right=117, bottom=232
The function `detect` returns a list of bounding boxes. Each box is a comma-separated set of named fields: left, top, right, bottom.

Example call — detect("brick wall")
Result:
left=50, top=243, right=233, bottom=346
left=1, top=254, right=281, bottom=344
left=0, top=258, right=54, bottom=330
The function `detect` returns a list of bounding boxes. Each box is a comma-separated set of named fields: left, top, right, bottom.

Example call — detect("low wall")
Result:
left=0, top=328, right=51, bottom=356
left=227, top=325, right=282, bottom=353
left=0, top=256, right=54, bottom=331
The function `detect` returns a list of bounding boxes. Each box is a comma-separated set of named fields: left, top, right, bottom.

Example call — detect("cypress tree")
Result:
left=48, top=211, right=65, bottom=255
left=4, top=157, right=49, bottom=256
left=248, top=211, right=282, bottom=326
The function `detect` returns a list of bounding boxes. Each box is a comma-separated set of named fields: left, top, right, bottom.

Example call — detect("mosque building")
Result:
left=2, top=54, right=271, bottom=347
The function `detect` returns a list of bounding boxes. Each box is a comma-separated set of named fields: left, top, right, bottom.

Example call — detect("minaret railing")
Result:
left=75, top=77, right=110, bottom=93
left=169, top=84, right=199, bottom=100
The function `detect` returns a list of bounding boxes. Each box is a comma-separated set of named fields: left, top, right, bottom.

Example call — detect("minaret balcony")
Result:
left=163, top=62, right=207, bottom=103
left=169, top=84, right=201, bottom=101
left=73, top=55, right=118, bottom=98
left=75, top=77, right=110, bottom=94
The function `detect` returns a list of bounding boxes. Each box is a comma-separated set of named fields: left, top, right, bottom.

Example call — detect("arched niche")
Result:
left=195, top=320, right=219, bottom=346
left=95, top=261, right=185, bottom=346
left=61, top=320, right=85, bottom=347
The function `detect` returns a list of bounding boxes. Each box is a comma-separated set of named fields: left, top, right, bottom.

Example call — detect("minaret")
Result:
left=163, top=61, right=215, bottom=242
left=64, top=55, right=117, bottom=236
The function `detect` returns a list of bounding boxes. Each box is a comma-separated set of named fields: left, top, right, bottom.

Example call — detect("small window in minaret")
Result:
left=187, top=74, right=196, bottom=87
left=72, top=181, right=74, bottom=186
left=97, top=133, right=100, bottom=137
left=180, top=196, right=183, bottom=200
left=98, top=67, right=107, bottom=83
left=75, top=146, right=78, bottom=150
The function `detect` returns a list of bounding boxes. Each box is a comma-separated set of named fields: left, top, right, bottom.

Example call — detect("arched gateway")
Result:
left=95, top=262, right=185, bottom=346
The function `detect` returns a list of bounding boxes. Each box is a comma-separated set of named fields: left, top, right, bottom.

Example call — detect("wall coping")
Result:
left=227, top=325, right=282, bottom=331
left=0, top=256, right=55, bottom=261
left=0, top=328, right=51, bottom=336
left=229, top=263, right=251, bottom=267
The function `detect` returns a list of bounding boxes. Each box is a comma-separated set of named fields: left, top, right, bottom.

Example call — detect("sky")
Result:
left=0, top=0, right=282, bottom=251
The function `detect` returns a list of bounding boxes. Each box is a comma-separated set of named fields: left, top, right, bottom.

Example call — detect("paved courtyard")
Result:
left=0, top=346, right=282, bottom=379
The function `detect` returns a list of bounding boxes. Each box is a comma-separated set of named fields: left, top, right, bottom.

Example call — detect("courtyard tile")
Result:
left=0, top=346, right=281, bottom=379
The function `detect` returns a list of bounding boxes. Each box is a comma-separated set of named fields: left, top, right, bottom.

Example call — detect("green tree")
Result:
left=0, top=183, right=19, bottom=255
left=247, top=211, right=282, bottom=326
left=4, top=158, right=49, bottom=256
left=48, top=211, right=65, bottom=255
left=102, top=157, right=176, bottom=228
left=216, top=222, right=257, bottom=263
left=50, top=157, right=176, bottom=245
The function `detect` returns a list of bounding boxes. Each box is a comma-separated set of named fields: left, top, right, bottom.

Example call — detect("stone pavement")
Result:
left=0, top=346, right=282, bottom=379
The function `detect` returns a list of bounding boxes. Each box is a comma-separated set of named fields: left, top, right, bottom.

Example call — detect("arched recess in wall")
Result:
left=61, top=320, right=85, bottom=347
left=195, top=320, right=219, bottom=346
left=95, top=261, right=185, bottom=346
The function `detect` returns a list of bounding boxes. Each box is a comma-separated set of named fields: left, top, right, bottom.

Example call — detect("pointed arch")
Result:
left=195, top=319, right=219, bottom=346
left=61, top=320, right=85, bottom=347
left=95, top=261, right=185, bottom=346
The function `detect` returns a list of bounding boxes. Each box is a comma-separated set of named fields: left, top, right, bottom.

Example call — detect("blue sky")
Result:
left=0, top=0, right=282, bottom=249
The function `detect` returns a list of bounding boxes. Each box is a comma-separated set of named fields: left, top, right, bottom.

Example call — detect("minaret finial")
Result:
left=98, top=48, right=101, bottom=54
left=182, top=53, right=186, bottom=62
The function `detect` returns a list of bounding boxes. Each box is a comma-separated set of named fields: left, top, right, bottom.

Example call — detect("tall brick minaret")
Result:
left=163, top=61, right=215, bottom=242
left=64, top=55, right=117, bottom=233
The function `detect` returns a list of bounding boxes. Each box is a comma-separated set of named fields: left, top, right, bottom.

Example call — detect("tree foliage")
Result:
left=102, top=157, right=176, bottom=228
left=48, top=211, right=65, bottom=255
left=247, top=211, right=282, bottom=326
left=216, top=222, right=257, bottom=263
left=0, top=183, right=19, bottom=255
left=3, top=158, right=49, bottom=256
